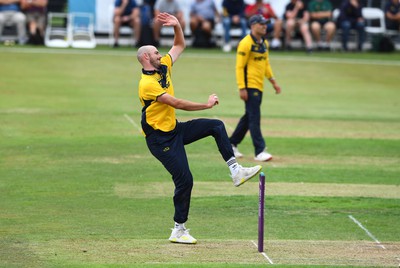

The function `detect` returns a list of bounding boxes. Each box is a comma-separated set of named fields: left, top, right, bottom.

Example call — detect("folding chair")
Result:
left=69, top=12, right=96, bottom=49
left=362, top=7, right=386, bottom=35
left=44, top=12, right=70, bottom=48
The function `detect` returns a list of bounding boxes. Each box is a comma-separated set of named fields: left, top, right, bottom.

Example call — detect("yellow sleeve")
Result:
left=236, top=40, right=250, bottom=90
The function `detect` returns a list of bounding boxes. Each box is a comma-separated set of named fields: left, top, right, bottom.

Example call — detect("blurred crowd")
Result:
left=1, top=0, right=399, bottom=52
left=0, top=0, right=48, bottom=45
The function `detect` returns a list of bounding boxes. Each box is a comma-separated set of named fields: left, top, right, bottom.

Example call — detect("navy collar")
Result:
left=142, top=69, right=158, bottom=75
left=250, top=33, right=265, bottom=45
left=142, top=65, right=168, bottom=88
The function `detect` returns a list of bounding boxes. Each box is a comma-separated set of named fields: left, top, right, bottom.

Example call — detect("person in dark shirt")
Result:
left=385, top=0, right=400, bottom=31
left=338, top=0, right=365, bottom=51
left=113, top=0, right=140, bottom=47
left=221, top=0, right=247, bottom=52
left=21, top=0, right=47, bottom=45
left=284, top=0, right=313, bottom=53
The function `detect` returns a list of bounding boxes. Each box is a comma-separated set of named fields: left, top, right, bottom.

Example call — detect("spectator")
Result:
left=0, top=0, right=27, bottom=44
left=338, top=0, right=365, bottom=51
left=308, top=0, right=336, bottom=50
left=230, top=14, right=282, bottom=162
left=190, top=0, right=220, bottom=48
left=385, top=0, right=400, bottom=32
left=113, top=0, right=140, bottom=48
left=137, top=0, right=158, bottom=46
left=244, top=0, right=283, bottom=50
left=284, top=0, right=313, bottom=53
left=20, top=0, right=47, bottom=45
left=221, top=0, right=247, bottom=52
left=153, top=0, right=186, bottom=46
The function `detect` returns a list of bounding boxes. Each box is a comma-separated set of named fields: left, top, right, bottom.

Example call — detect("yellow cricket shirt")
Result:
left=138, top=54, right=176, bottom=136
left=236, top=34, right=274, bottom=92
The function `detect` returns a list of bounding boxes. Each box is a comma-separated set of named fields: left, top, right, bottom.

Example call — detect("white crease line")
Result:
left=348, top=215, right=386, bottom=249
left=124, top=114, right=142, bottom=134
left=251, top=240, right=274, bottom=264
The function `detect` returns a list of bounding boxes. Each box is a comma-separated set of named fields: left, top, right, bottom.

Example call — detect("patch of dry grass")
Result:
left=178, top=116, right=400, bottom=140
left=26, top=239, right=400, bottom=266
left=115, top=182, right=400, bottom=199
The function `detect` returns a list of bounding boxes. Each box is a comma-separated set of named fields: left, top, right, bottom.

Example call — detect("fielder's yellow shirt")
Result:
left=236, top=34, right=274, bottom=91
left=138, top=54, right=175, bottom=136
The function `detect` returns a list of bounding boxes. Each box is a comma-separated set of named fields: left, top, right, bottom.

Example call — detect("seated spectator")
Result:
left=0, top=0, right=27, bottom=44
left=221, top=0, right=247, bottom=52
left=244, top=0, right=283, bottom=50
left=113, top=0, right=140, bottom=48
left=385, top=0, right=400, bottom=32
left=190, top=0, right=220, bottom=48
left=20, top=0, right=47, bottom=45
left=284, top=0, right=313, bottom=53
left=338, top=0, right=365, bottom=51
left=308, top=0, right=336, bottom=50
left=153, top=0, right=185, bottom=46
left=137, top=0, right=158, bottom=46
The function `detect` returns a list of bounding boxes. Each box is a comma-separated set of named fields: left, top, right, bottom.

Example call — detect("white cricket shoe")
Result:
left=232, top=145, right=243, bottom=158
left=254, top=151, right=272, bottom=162
left=231, top=165, right=262, bottom=187
left=169, top=227, right=197, bottom=244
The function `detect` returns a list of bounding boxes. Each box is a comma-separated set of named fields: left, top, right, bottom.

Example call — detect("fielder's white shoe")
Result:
left=232, top=145, right=243, bottom=158
left=169, top=227, right=197, bottom=244
left=231, top=165, right=262, bottom=187
left=254, top=151, right=273, bottom=162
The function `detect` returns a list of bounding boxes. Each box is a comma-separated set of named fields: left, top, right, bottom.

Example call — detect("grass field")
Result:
left=1, top=45, right=399, bottom=267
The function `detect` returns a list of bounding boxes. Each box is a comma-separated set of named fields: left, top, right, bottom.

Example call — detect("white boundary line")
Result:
left=2, top=47, right=400, bottom=67
left=124, top=114, right=142, bottom=134
left=251, top=240, right=274, bottom=264
left=348, top=215, right=386, bottom=249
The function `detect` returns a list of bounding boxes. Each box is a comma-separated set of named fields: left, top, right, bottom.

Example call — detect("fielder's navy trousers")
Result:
left=146, top=118, right=234, bottom=224
left=229, top=88, right=266, bottom=156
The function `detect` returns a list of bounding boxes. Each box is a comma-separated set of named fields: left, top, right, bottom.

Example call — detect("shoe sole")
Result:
left=169, top=238, right=197, bottom=244
left=234, top=165, right=262, bottom=187
left=254, top=156, right=273, bottom=162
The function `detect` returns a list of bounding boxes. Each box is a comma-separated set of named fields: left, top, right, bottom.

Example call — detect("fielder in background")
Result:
left=137, top=12, right=262, bottom=244
left=230, top=14, right=281, bottom=162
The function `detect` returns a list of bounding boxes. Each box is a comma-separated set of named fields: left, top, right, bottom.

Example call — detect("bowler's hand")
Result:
left=208, top=94, right=219, bottom=108
left=157, top=12, right=178, bottom=27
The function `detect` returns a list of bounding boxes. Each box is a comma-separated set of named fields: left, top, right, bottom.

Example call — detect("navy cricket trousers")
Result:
left=230, top=88, right=266, bottom=156
left=146, top=118, right=234, bottom=224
